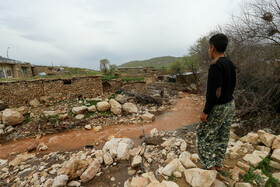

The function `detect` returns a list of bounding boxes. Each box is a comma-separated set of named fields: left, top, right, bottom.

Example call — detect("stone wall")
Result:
left=0, top=76, right=147, bottom=107
left=0, top=76, right=102, bottom=107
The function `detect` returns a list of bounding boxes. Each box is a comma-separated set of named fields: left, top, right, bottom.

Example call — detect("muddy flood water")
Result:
left=0, top=93, right=204, bottom=159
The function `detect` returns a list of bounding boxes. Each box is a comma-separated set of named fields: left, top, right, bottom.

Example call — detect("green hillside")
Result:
left=119, top=56, right=182, bottom=68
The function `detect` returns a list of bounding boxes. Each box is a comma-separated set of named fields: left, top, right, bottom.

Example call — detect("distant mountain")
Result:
left=119, top=56, right=182, bottom=68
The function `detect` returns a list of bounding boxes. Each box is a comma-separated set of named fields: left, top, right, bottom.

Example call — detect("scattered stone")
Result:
left=59, top=158, right=89, bottom=180
left=29, top=98, right=40, bottom=108
left=59, top=114, right=68, bottom=120
left=130, top=176, right=150, bottom=187
left=103, top=138, right=134, bottom=159
left=150, top=128, right=159, bottom=137
left=191, top=154, right=199, bottom=162
left=0, top=159, right=8, bottom=166
left=72, top=106, right=87, bottom=114
left=141, top=111, right=155, bottom=121
left=270, top=160, right=280, bottom=169
left=271, top=149, right=280, bottom=162
left=173, top=171, right=182, bottom=178
left=67, top=181, right=81, bottom=187
left=96, top=101, right=110, bottom=112
left=52, top=175, right=69, bottom=187
left=111, top=177, right=115, bottom=181
left=240, top=132, right=259, bottom=145
left=115, top=94, right=127, bottom=104
left=37, top=143, right=48, bottom=151
left=2, top=109, right=24, bottom=125
left=184, top=168, right=217, bottom=187
left=93, top=125, right=102, bottom=132
left=0, top=124, right=5, bottom=129
left=272, top=172, right=280, bottom=183
left=109, top=99, right=122, bottom=115
left=9, top=153, right=36, bottom=166
left=235, top=183, right=252, bottom=187
left=0, top=129, right=4, bottom=135
left=131, top=155, right=142, bottom=168
left=80, top=160, right=100, bottom=183
left=212, top=179, right=227, bottom=187
left=43, top=179, right=54, bottom=187
left=123, top=102, right=138, bottom=114
left=44, top=110, right=58, bottom=116
left=87, top=105, right=96, bottom=113
left=162, top=159, right=179, bottom=176
left=272, top=136, right=280, bottom=150
left=85, top=125, right=92, bottom=130
left=16, top=106, right=29, bottom=116
left=243, top=154, right=262, bottom=167
left=128, top=169, right=137, bottom=176
left=258, top=130, right=276, bottom=147
left=180, top=157, right=196, bottom=169
left=75, top=114, right=84, bottom=120
left=103, top=151, right=113, bottom=165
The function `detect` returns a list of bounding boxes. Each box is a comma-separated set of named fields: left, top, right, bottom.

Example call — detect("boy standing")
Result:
left=197, top=33, right=236, bottom=171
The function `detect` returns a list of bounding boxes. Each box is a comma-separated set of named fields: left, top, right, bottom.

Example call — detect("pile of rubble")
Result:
left=0, top=125, right=279, bottom=186
left=0, top=92, right=179, bottom=142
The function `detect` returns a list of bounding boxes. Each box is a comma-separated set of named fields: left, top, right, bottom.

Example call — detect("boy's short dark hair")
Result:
left=209, top=33, right=228, bottom=53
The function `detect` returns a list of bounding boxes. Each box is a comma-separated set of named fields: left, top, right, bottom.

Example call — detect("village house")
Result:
left=0, top=56, right=33, bottom=79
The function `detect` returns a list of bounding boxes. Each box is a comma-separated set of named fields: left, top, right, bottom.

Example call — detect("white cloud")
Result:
left=0, top=0, right=244, bottom=69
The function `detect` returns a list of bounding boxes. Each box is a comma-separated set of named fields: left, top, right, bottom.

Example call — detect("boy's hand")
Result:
left=200, top=112, right=208, bottom=122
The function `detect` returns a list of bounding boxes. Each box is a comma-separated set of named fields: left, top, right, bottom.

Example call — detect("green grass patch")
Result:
left=108, top=93, right=116, bottom=100
left=121, top=77, right=144, bottom=82
left=24, top=114, right=32, bottom=123
left=47, top=115, right=59, bottom=124
left=84, top=100, right=101, bottom=106
left=242, top=166, right=265, bottom=186
left=168, top=174, right=177, bottom=181
left=257, top=156, right=280, bottom=187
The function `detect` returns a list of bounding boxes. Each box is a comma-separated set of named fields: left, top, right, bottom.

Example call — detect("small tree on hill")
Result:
left=99, top=59, right=110, bottom=75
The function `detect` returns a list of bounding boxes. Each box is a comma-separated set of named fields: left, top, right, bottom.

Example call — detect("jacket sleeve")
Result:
left=203, top=64, right=223, bottom=114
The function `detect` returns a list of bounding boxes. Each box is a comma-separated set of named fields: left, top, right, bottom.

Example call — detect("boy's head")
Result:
left=208, top=33, right=228, bottom=59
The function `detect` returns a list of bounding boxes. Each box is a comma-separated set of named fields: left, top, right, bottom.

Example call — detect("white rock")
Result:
left=115, top=94, right=127, bottom=104
left=150, top=128, right=159, bottom=137
left=103, top=138, right=134, bottom=159
left=240, top=133, right=259, bottom=145
left=123, top=102, right=138, bottom=114
left=109, top=99, right=122, bottom=115
left=9, top=153, right=35, bottom=166
left=52, top=175, right=69, bottom=187
left=0, top=159, right=8, bottom=166
left=43, top=179, right=54, bottom=187
left=93, top=125, right=102, bottom=132
left=87, top=105, right=96, bottom=113
left=272, top=172, right=280, bottom=183
left=141, top=111, right=155, bottom=121
left=67, top=181, right=81, bottom=187
left=44, top=111, right=58, bottom=116
left=179, top=151, right=192, bottom=160
left=184, top=168, right=217, bottom=187
left=270, top=160, right=280, bottom=169
left=16, top=106, right=29, bottom=116
left=130, top=176, right=150, bottom=187
left=258, top=130, right=276, bottom=147
left=162, top=159, right=180, bottom=176
left=180, top=157, right=196, bottom=169
left=243, top=154, right=262, bottom=167
left=180, top=141, right=187, bottom=152
left=96, top=101, right=110, bottom=112
left=173, top=171, right=182, bottom=178
left=103, top=151, right=113, bottom=165
left=85, top=125, right=92, bottom=130
left=161, top=180, right=179, bottom=187
left=212, top=179, right=227, bottom=187
left=2, top=109, right=24, bottom=125
left=72, top=106, right=87, bottom=114
left=37, top=143, right=48, bottom=151
left=75, top=114, right=84, bottom=120
left=191, top=154, right=200, bottom=162
left=131, top=155, right=142, bottom=168
left=235, top=183, right=252, bottom=187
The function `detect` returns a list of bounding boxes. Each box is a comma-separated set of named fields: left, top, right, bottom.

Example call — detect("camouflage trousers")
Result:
left=196, top=100, right=235, bottom=169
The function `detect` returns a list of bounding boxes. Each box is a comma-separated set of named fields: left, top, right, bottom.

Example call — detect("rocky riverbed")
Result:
left=1, top=123, right=280, bottom=186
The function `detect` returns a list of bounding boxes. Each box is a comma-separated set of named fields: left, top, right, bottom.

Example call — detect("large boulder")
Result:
left=123, top=103, right=138, bottom=114
left=184, top=168, right=217, bottom=187
left=71, top=106, right=87, bottom=114
left=109, top=99, right=122, bottom=115
left=96, top=101, right=110, bottom=112
left=103, top=138, right=134, bottom=159
left=80, top=160, right=100, bottom=183
left=59, top=157, right=89, bottom=180
left=2, top=108, right=24, bottom=125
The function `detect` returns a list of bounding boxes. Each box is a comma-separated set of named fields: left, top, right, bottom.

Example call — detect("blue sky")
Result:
left=0, top=0, right=244, bottom=70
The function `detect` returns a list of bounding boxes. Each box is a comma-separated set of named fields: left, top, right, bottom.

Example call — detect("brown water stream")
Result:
left=0, top=93, right=204, bottom=158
